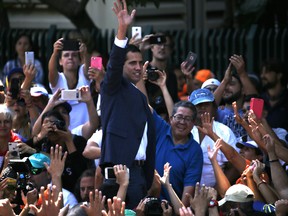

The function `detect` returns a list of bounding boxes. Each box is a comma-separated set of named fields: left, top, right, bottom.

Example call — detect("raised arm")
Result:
left=229, top=54, right=258, bottom=95
left=213, top=63, right=232, bottom=106
left=198, top=112, right=247, bottom=173
left=207, top=140, right=231, bottom=198
left=48, top=38, right=63, bottom=87
left=79, top=86, right=99, bottom=140
left=79, top=42, right=90, bottom=80
left=160, top=162, right=184, bottom=215
left=264, top=134, right=288, bottom=199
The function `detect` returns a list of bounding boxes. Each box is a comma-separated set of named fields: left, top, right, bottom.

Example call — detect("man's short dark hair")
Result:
left=261, top=59, right=287, bottom=86
left=171, top=101, right=197, bottom=121
left=125, top=44, right=141, bottom=60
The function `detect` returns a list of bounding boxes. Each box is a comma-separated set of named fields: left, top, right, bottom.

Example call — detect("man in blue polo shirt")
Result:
left=154, top=100, right=203, bottom=207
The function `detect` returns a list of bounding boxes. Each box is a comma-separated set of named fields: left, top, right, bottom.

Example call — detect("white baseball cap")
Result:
left=201, top=78, right=220, bottom=89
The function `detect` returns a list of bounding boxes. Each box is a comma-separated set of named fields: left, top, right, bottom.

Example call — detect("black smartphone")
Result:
left=149, top=35, right=166, bottom=44
left=185, top=51, right=197, bottom=68
left=62, top=39, right=80, bottom=51
left=10, top=78, right=20, bottom=99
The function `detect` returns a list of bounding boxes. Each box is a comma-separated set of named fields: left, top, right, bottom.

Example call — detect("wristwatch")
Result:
left=208, top=200, right=218, bottom=208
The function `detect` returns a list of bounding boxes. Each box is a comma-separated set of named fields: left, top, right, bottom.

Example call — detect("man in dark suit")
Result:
left=100, top=0, right=156, bottom=209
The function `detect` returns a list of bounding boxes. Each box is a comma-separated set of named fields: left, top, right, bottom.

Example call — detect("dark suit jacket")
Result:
left=100, top=44, right=156, bottom=189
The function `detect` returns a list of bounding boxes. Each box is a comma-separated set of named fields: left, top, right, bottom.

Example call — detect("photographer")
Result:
left=26, top=109, right=93, bottom=193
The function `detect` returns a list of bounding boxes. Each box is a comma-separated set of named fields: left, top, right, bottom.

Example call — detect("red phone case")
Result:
left=250, top=98, right=264, bottom=119
left=91, top=56, right=102, bottom=70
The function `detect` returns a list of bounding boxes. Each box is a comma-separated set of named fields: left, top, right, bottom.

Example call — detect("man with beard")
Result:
left=215, top=55, right=258, bottom=139
left=260, top=59, right=288, bottom=131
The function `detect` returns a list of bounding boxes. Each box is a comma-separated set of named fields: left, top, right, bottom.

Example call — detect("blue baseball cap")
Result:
left=7, top=67, right=24, bottom=81
left=29, top=153, right=50, bottom=169
left=189, top=88, right=215, bottom=105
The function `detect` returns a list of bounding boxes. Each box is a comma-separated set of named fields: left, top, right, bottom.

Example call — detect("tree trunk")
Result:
left=39, top=0, right=98, bottom=30
left=0, top=0, right=10, bottom=28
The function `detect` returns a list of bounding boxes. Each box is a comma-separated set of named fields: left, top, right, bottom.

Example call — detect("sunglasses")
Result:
left=30, top=167, right=44, bottom=175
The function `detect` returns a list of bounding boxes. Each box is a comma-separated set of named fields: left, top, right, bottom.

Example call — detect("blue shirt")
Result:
left=153, top=111, right=203, bottom=200
left=216, top=107, right=247, bottom=139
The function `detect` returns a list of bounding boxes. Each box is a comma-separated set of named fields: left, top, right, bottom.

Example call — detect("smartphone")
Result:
left=25, top=51, right=34, bottom=65
left=91, top=56, right=102, bottom=70
left=8, top=142, right=20, bottom=159
left=10, top=78, right=20, bottom=99
left=62, top=39, right=80, bottom=51
left=250, top=98, right=264, bottom=119
left=104, top=167, right=116, bottom=180
left=185, top=51, right=197, bottom=68
left=132, top=26, right=142, bottom=40
left=149, top=35, right=166, bottom=44
left=61, top=89, right=81, bottom=100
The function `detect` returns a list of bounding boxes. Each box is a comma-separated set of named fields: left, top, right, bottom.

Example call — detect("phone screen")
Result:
left=105, top=167, right=116, bottom=179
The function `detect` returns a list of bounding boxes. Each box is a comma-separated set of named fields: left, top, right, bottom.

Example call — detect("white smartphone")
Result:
left=25, top=51, right=34, bottom=65
left=104, top=167, right=116, bottom=180
left=61, top=89, right=81, bottom=100
left=8, top=142, right=20, bottom=159
left=104, top=167, right=129, bottom=180
left=132, top=26, right=142, bottom=40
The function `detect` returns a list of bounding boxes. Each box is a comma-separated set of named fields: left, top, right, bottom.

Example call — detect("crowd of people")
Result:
left=0, top=0, right=288, bottom=215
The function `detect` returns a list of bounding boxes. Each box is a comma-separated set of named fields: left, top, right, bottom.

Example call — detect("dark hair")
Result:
left=171, top=101, right=197, bottom=121
left=125, top=44, right=141, bottom=60
left=231, top=73, right=243, bottom=88
left=74, top=168, right=96, bottom=202
left=13, top=33, right=34, bottom=58
left=261, top=59, right=287, bottom=86
left=41, top=110, right=66, bottom=126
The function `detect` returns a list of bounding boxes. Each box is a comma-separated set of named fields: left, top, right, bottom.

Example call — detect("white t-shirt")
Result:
left=87, top=129, right=103, bottom=167
left=191, top=120, right=238, bottom=187
left=49, top=65, right=90, bottom=130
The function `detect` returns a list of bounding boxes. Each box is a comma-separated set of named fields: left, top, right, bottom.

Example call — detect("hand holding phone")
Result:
left=132, top=27, right=142, bottom=40
left=25, top=51, right=34, bottom=65
left=250, top=98, right=264, bottom=119
left=8, top=142, right=20, bottom=159
left=91, top=56, right=102, bottom=70
left=185, top=51, right=197, bottom=68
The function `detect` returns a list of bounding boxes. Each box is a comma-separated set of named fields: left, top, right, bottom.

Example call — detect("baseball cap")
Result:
left=7, top=67, right=24, bottom=81
left=218, top=184, right=254, bottom=206
left=189, top=88, right=215, bottom=105
left=30, top=86, right=49, bottom=97
left=53, top=101, right=72, bottom=113
left=194, top=69, right=213, bottom=83
left=29, top=153, right=50, bottom=169
left=201, top=78, right=220, bottom=89
left=236, top=140, right=259, bottom=149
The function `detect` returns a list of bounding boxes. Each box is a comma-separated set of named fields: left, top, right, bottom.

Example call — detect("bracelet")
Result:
left=257, top=181, right=266, bottom=188
left=269, top=159, right=278, bottom=163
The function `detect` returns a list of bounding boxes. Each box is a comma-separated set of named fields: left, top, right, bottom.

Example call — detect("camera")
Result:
left=144, top=197, right=163, bottom=216
left=146, top=66, right=159, bottom=81
left=52, top=119, right=66, bottom=131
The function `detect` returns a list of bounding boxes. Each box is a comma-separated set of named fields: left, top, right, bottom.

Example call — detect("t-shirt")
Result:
left=49, top=65, right=90, bottom=130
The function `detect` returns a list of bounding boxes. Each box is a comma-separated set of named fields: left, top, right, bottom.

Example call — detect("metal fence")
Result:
left=0, top=25, right=287, bottom=86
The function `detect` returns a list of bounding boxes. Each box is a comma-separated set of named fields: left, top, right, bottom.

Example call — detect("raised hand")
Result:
left=160, top=162, right=172, bottom=187
left=229, top=54, right=245, bottom=75
left=53, top=38, right=64, bottom=54
left=81, top=189, right=105, bottom=216
left=102, top=196, right=125, bottom=216
left=112, top=0, right=135, bottom=28
left=79, top=85, right=92, bottom=103
left=197, top=112, right=214, bottom=137
left=114, top=164, right=129, bottom=187
left=207, top=139, right=222, bottom=162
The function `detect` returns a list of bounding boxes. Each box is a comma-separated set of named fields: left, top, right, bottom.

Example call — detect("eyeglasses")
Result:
left=173, top=114, right=193, bottom=123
